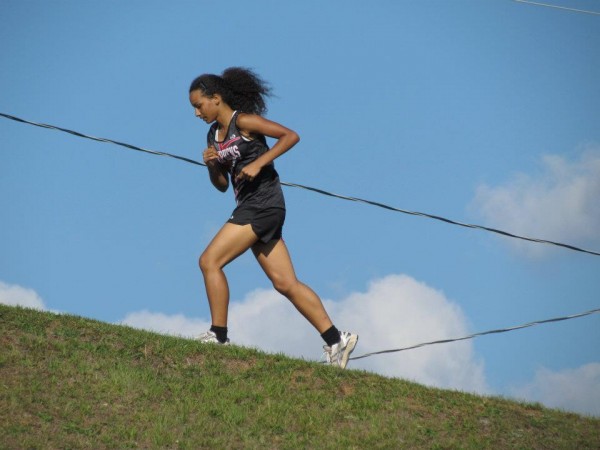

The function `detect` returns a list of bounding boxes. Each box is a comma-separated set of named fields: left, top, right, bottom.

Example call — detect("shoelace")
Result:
left=322, top=346, right=333, bottom=364
left=197, top=331, right=218, bottom=342
left=322, top=344, right=342, bottom=365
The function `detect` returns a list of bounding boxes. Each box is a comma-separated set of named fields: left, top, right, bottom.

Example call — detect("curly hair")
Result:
left=189, top=67, right=272, bottom=115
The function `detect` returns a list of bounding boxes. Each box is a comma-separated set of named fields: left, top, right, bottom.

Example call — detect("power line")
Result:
left=0, top=112, right=204, bottom=167
left=2, top=111, right=599, bottom=257
left=280, top=182, right=600, bottom=256
left=349, top=307, right=600, bottom=361
left=513, top=0, right=600, bottom=16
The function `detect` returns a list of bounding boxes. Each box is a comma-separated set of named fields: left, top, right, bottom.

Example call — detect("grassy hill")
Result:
left=1, top=304, right=599, bottom=449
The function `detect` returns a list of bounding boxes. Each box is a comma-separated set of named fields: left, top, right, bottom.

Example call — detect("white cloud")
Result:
left=324, top=274, right=489, bottom=393
left=510, top=363, right=600, bottom=417
left=472, top=149, right=600, bottom=257
left=120, top=273, right=489, bottom=395
left=120, top=310, right=211, bottom=337
left=0, top=280, right=47, bottom=310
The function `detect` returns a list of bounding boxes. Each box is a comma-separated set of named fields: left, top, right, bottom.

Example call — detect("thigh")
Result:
left=202, top=222, right=259, bottom=269
left=252, top=239, right=297, bottom=284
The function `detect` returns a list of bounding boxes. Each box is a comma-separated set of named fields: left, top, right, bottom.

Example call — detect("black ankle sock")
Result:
left=210, top=325, right=228, bottom=343
left=321, top=325, right=341, bottom=347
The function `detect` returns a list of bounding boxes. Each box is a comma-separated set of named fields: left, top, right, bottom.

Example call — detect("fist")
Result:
left=203, top=146, right=220, bottom=165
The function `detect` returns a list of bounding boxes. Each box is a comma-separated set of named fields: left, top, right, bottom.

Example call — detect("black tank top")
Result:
left=207, top=111, right=285, bottom=209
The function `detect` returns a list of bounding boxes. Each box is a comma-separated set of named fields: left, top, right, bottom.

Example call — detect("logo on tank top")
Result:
left=217, top=136, right=242, bottom=164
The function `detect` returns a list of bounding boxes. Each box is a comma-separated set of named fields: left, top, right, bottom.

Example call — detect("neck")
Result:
left=216, top=106, right=235, bottom=130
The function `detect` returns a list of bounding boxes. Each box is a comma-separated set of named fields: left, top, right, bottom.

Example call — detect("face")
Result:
left=189, top=90, right=219, bottom=123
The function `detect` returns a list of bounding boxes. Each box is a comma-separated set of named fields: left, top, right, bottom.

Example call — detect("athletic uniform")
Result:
left=207, top=111, right=286, bottom=243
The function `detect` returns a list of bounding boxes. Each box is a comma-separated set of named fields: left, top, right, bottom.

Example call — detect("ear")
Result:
left=212, top=93, right=223, bottom=105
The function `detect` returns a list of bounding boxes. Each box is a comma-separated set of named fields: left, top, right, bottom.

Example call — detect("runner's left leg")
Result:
left=252, top=239, right=333, bottom=333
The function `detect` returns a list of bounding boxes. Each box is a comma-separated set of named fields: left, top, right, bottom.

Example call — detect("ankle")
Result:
left=321, top=325, right=341, bottom=347
left=210, top=325, right=229, bottom=344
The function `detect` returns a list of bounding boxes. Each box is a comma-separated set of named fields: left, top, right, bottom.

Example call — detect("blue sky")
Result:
left=1, top=0, right=599, bottom=417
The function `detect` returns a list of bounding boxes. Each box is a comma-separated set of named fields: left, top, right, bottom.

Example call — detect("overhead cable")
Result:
left=0, top=112, right=203, bottom=167
left=2, top=112, right=599, bottom=257
left=280, top=182, right=600, bottom=256
left=349, top=307, right=600, bottom=361
left=513, top=0, right=600, bottom=16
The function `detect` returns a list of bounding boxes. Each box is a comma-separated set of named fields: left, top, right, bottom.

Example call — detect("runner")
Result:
left=189, top=67, right=358, bottom=368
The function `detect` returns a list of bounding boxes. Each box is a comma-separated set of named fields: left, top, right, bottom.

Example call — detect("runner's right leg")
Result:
left=199, top=222, right=259, bottom=327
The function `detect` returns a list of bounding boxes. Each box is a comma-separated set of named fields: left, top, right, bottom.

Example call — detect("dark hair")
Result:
left=189, top=67, right=272, bottom=115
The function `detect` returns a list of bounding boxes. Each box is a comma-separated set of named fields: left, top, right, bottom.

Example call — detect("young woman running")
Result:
left=189, top=67, right=358, bottom=368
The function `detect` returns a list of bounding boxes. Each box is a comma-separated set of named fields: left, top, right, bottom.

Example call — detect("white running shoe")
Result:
left=196, top=330, right=230, bottom=345
left=323, top=331, right=358, bottom=369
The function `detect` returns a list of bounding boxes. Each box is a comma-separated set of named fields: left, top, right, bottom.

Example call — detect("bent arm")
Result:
left=234, top=114, right=300, bottom=181
left=203, top=146, right=229, bottom=192
left=207, top=164, right=229, bottom=192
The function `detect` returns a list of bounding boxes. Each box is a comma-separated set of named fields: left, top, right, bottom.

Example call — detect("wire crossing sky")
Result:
left=513, top=0, right=600, bottom=16
left=349, top=307, right=600, bottom=361
left=2, top=112, right=599, bottom=257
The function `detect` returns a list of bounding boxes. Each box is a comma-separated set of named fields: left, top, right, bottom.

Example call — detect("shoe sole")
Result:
left=339, top=334, right=358, bottom=369
left=198, top=341, right=230, bottom=345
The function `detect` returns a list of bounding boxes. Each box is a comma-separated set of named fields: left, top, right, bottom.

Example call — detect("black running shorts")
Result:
left=228, top=206, right=286, bottom=243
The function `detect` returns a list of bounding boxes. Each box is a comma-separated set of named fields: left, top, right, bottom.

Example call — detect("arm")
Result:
left=203, top=145, right=229, bottom=192
left=234, top=114, right=300, bottom=182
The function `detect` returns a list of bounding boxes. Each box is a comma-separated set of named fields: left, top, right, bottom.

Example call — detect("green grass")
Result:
left=1, top=304, right=599, bottom=449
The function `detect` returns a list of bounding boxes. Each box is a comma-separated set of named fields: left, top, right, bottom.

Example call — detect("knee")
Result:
left=199, top=251, right=216, bottom=274
left=272, top=276, right=300, bottom=298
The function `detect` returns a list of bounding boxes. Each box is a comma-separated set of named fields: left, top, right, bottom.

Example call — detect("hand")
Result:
left=203, top=146, right=220, bottom=166
left=235, top=161, right=263, bottom=182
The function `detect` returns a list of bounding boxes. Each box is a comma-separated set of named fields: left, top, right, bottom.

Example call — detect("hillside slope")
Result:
left=1, top=304, right=599, bottom=449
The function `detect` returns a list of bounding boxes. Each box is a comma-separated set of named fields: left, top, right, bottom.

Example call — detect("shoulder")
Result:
left=234, top=113, right=264, bottom=140
left=234, top=112, right=261, bottom=129
left=234, top=112, right=297, bottom=141
left=206, top=122, right=218, bottom=137
left=206, top=123, right=218, bottom=141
